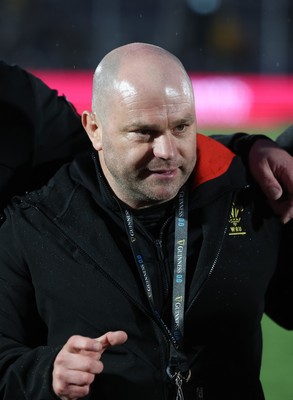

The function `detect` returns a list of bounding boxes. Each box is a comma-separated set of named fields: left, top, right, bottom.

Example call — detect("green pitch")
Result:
left=201, top=124, right=290, bottom=141
left=261, top=315, right=293, bottom=399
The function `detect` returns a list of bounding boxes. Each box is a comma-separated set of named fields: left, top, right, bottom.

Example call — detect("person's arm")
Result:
left=0, top=61, right=90, bottom=210
left=265, top=221, right=293, bottom=330
left=247, top=137, right=293, bottom=224
left=276, top=125, right=293, bottom=153
left=213, top=130, right=293, bottom=224
left=0, top=205, right=127, bottom=399
left=0, top=207, right=65, bottom=399
left=52, top=332, right=127, bottom=400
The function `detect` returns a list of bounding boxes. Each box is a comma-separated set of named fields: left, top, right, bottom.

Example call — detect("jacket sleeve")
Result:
left=264, top=221, right=293, bottom=330
left=213, top=126, right=293, bottom=158
left=0, top=210, right=60, bottom=399
left=0, top=61, right=90, bottom=210
left=211, top=132, right=273, bottom=165
left=275, top=125, right=293, bottom=154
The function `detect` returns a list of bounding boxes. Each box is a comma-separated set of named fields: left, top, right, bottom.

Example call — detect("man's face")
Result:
left=94, top=75, right=197, bottom=209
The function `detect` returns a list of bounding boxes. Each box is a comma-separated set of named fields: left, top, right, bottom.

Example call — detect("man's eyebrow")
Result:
left=124, top=122, right=161, bottom=131
left=178, top=114, right=195, bottom=123
left=174, top=116, right=195, bottom=125
left=125, top=115, right=195, bottom=131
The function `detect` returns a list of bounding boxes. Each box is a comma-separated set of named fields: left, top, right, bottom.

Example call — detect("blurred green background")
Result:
left=202, top=124, right=289, bottom=141
left=261, top=315, right=293, bottom=400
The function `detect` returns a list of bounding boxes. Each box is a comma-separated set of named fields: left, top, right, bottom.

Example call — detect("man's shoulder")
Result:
left=6, top=163, right=78, bottom=218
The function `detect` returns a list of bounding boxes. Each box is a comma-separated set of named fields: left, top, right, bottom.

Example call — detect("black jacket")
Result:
left=0, top=61, right=90, bottom=210
left=0, top=134, right=291, bottom=400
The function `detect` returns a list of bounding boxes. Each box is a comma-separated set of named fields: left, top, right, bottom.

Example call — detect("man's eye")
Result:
left=175, top=124, right=187, bottom=133
left=137, top=129, right=152, bottom=136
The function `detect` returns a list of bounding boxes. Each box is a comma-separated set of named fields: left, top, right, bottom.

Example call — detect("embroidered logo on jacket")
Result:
left=228, top=203, right=246, bottom=235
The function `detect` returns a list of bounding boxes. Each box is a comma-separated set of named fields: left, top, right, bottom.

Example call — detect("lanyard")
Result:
left=168, top=185, right=191, bottom=394
left=122, top=184, right=191, bottom=394
left=172, top=186, right=188, bottom=343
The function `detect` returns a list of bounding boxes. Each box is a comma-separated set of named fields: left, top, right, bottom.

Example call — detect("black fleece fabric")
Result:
left=0, top=134, right=292, bottom=399
left=0, top=61, right=90, bottom=210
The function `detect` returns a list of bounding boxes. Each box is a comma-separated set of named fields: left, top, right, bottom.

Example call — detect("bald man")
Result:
left=0, top=43, right=292, bottom=400
left=1, top=60, right=293, bottom=220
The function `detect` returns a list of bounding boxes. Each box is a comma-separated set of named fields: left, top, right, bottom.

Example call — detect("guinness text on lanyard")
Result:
left=123, top=184, right=191, bottom=398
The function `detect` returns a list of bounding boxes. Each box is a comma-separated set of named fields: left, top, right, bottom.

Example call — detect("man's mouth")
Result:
left=148, top=168, right=178, bottom=177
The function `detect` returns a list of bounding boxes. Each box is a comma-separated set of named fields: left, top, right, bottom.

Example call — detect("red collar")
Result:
left=192, top=133, right=235, bottom=188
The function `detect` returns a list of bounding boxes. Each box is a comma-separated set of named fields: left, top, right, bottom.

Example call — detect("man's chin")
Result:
left=145, top=188, right=179, bottom=204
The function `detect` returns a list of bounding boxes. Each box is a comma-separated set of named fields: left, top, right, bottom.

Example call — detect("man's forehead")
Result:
left=113, top=78, right=193, bottom=103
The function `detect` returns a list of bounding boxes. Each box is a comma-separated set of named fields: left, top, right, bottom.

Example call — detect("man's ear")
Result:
left=81, top=111, right=102, bottom=151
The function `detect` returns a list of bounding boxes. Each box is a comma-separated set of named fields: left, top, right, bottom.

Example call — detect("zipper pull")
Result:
left=175, top=372, right=184, bottom=400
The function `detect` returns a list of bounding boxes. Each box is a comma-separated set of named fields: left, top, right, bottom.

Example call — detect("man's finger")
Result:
left=263, top=182, right=283, bottom=201
left=95, top=331, right=128, bottom=352
left=268, top=199, right=293, bottom=224
left=65, top=335, right=103, bottom=354
left=252, top=161, right=283, bottom=201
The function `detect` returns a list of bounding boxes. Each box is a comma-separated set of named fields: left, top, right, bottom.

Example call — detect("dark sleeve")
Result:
left=0, top=211, right=61, bottom=399
left=211, top=132, right=273, bottom=165
left=264, top=221, right=293, bottom=330
left=275, top=125, right=293, bottom=154
left=0, top=61, right=91, bottom=210
left=213, top=126, right=293, bottom=159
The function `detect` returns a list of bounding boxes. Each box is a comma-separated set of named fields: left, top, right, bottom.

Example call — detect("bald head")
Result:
left=91, top=42, right=194, bottom=123
left=82, top=42, right=197, bottom=209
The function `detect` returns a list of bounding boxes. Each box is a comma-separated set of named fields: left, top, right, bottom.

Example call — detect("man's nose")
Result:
left=152, top=132, right=176, bottom=160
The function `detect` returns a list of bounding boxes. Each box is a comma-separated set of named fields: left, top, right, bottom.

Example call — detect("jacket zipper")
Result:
left=186, top=188, right=247, bottom=311
left=154, top=215, right=172, bottom=305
